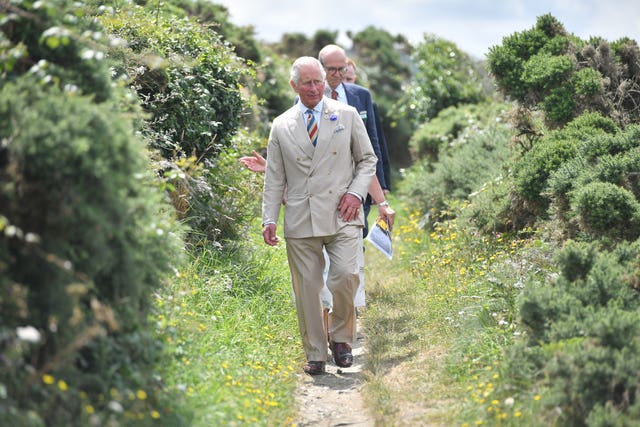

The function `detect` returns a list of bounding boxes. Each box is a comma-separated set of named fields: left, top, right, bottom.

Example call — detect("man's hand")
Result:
left=338, top=193, right=362, bottom=222
left=239, top=150, right=266, bottom=173
left=262, top=223, right=279, bottom=246
left=377, top=204, right=396, bottom=231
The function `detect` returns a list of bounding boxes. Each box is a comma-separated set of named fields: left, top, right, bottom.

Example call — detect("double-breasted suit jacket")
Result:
left=262, top=97, right=377, bottom=237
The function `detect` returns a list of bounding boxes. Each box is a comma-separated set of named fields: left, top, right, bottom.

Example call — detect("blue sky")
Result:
left=214, top=0, right=640, bottom=58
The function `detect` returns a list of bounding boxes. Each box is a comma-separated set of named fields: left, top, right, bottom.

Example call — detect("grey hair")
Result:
left=290, top=56, right=326, bottom=84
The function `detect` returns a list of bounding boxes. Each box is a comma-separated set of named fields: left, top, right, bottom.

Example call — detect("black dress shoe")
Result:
left=303, top=361, right=326, bottom=375
left=330, top=342, right=353, bottom=367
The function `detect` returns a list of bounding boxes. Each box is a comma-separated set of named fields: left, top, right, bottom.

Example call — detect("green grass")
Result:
left=151, top=230, right=302, bottom=426
left=151, top=197, right=557, bottom=426
left=362, top=201, right=557, bottom=426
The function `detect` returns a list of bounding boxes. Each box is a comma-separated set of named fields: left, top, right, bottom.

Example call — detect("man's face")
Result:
left=290, top=63, right=325, bottom=109
left=343, top=65, right=356, bottom=84
left=321, top=51, right=348, bottom=89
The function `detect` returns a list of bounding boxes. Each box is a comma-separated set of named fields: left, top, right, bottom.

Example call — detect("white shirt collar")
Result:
left=298, top=99, right=324, bottom=114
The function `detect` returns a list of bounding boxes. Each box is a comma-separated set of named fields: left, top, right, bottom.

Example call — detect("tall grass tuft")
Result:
left=152, top=232, right=302, bottom=426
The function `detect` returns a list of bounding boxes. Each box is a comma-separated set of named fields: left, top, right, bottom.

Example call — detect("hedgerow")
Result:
left=1, top=1, right=186, bottom=425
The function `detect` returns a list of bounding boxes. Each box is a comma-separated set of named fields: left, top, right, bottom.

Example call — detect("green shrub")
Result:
left=0, top=74, right=185, bottom=425
left=175, top=129, right=265, bottom=242
left=98, top=4, right=258, bottom=242
left=513, top=112, right=619, bottom=216
left=0, top=0, right=114, bottom=101
left=403, top=110, right=512, bottom=227
left=554, top=240, right=598, bottom=282
left=514, top=241, right=640, bottom=424
left=99, top=6, right=245, bottom=160
left=488, top=15, right=568, bottom=103
left=514, top=136, right=578, bottom=212
left=542, top=83, right=577, bottom=123
left=396, top=34, right=487, bottom=126
left=488, top=14, right=640, bottom=128
left=546, top=123, right=638, bottom=228
left=573, top=67, right=603, bottom=96
left=461, top=173, right=522, bottom=233
left=522, top=52, right=574, bottom=93
left=571, top=182, right=640, bottom=241
left=408, top=102, right=508, bottom=162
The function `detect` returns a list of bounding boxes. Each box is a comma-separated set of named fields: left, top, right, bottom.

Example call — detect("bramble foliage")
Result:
left=488, top=13, right=640, bottom=128
left=397, top=34, right=487, bottom=127
left=98, top=5, right=244, bottom=160
left=98, top=3, right=261, bottom=243
left=402, top=102, right=512, bottom=228
left=408, top=102, right=509, bottom=162
left=0, top=1, right=185, bottom=425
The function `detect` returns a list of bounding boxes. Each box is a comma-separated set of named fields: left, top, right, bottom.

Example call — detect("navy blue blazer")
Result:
left=373, top=102, right=391, bottom=191
left=341, top=82, right=387, bottom=191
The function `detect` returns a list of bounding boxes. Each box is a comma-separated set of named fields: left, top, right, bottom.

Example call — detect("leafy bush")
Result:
left=488, top=14, right=569, bottom=103
left=171, top=129, right=266, bottom=242
left=0, top=1, right=185, bottom=424
left=408, top=102, right=507, bottom=162
left=0, top=75, right=185, bottom=426
left=521, top=52, right=574, bottom=94
left=488, top=14, right=640, bottom=128
left=99, top=5, right=245, bottom=160
left=515, top=240, right=640, bottom=424
left=402, top=104, right=512, bottom=227
left=513, top=112, right=619, bottom=216
left=396, top=34, right=487, bottom=127
left=98, top=4, right=259, bottom=242
left=572, top=182, right=640, bottom=241
left=545, top=125, right=640, bottom=239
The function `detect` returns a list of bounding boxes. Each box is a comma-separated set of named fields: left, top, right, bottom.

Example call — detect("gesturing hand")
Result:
left=338, top=193, right=362, bottom=222
left=239, top=150, right=266, bottom=173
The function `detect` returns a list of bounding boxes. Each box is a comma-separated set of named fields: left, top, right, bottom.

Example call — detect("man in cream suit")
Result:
left=262, top=56, right=377, bottom=375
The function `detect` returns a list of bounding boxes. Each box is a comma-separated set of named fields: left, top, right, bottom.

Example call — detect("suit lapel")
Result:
left=287, top=108, right=315, bottom=158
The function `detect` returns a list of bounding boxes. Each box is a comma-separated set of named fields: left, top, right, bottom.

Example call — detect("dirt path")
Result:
left=293, top=320, right=373, bottom=427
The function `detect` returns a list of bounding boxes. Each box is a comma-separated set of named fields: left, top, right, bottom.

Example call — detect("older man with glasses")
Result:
left=318, top=44, right=394, bottom=236
left=316, top=44, right=395, bottom=367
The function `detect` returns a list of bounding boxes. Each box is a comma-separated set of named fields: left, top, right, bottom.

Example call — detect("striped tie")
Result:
left=306, top=109, right=318, bottom=147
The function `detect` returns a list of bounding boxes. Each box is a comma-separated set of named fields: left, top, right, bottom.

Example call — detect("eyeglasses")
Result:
left=325, top=66, right=348, bottom=74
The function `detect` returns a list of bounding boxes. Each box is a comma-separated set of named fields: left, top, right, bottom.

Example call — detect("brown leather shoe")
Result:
left=330, top=342, right=353, bottom=367
left=303, top=361, right=326, bottom=375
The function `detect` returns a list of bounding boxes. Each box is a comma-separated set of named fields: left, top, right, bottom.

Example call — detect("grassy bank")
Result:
left=363, top=201, right=556, bottom=426
left=151, top=230, right=301, bottom=426
left=151, top=197, right=556, bottom=426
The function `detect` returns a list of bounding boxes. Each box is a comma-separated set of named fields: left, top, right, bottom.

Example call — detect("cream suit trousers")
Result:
left=285, top=225, right=361, bottom=362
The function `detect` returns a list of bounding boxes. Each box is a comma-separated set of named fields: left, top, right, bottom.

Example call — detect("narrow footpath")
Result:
left=293, top=319, right=373, bottom=427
